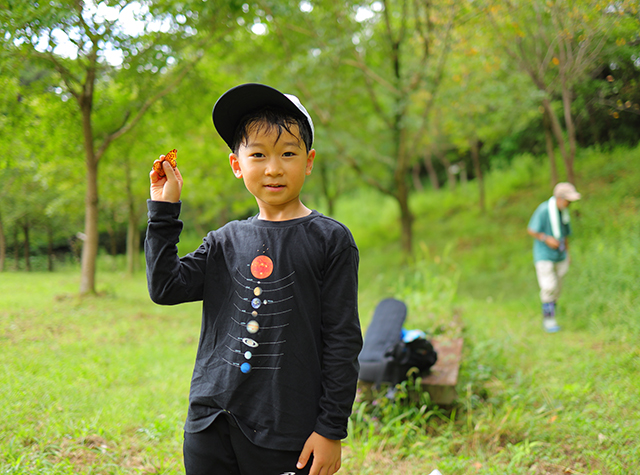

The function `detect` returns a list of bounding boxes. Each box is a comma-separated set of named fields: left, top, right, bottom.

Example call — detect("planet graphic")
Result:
left=251, top=255, right=273, bottom=279
left=246, top=320, right=259, bottom=333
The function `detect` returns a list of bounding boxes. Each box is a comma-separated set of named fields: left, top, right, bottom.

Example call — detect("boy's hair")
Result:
left=231, top=107, right=313, bottom=154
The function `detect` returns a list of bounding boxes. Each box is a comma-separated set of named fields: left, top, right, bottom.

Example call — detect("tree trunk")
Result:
left=79, top=75, right=99, bottom=294
left=543, top=109, right=559, bottom=187
left=106, top=214, right=117, bottom=256
left=423, top=150, right=440, bottom=190
left=23, top=220, right=31, bottom=272
left=560, top=82, right=577, bottom=184
left=412, top=162, right=424, bottom=192
left=557, top=34, right=577, bottom=185
left=126, top=212, right=140, bottom=275
left=124, top=156, right=139, bottom=275
left=395, top=148, right=414, bottom=255
left=13, top=227, right=19, bottom=270
left=80, top=153, right=99, bottom=294
left=541, top=97, right=569, bottom=178
left=0, top=211, right=5, bottom=272
left=438, top=152, right=456, bottom=191
left=584, top=100, right=601, bottom=145
left=47, top=225, right=54, bottom=272
left=469, top=138, right=485, bottom=213
left=396, top=190, right=414, bottom=256
left=318, top=160, right=336, bottom=216
left=459, top=161, right=468, bottom=187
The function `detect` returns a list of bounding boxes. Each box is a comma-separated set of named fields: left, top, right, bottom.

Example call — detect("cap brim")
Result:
left=566, top=192, right=582, bottom=201
left=213, top=83, right=309, bottom=150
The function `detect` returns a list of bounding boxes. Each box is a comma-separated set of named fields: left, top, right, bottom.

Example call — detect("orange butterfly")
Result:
left=153, top=149, right=177, bottom=177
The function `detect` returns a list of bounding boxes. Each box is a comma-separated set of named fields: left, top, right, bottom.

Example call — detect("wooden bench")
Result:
left=420, top=337, right=463, bottom=405
left=357, top=337, right=463, bottom=405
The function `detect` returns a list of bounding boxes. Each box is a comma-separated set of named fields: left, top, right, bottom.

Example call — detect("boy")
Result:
left=527, top=182, right=582, bottom=333
left=145, top=83, right=362, bottom=475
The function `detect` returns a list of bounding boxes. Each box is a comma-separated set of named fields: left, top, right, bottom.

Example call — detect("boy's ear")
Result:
left=305, top=149, right=316, bottom=176
left=229, top=153, right=243, bottom=178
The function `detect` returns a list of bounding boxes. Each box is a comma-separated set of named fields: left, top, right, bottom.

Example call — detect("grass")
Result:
left=1, top=145, right=639, bottom=474
left=336, top=146, right=640, bottom=474
left=0, top=272, right=199, bottom=474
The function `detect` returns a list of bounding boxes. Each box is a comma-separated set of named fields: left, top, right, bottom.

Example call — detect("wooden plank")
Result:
left=357, top=337, right=463, bottom=405
left=421, top=337, right=463, bottom=405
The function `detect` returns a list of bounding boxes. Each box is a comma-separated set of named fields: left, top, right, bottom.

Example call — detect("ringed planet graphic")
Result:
left=251, top=255, right=273, bottom=279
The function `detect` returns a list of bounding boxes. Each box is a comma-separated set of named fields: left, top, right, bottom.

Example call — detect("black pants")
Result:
left=183, top=415, right=312, bottom=475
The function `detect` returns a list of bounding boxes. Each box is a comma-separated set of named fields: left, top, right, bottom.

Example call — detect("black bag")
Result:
left=358, top=298, right=438, bottom=387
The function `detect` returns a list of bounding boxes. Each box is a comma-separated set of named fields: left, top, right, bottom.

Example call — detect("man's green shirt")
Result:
left=528, top=200, right=572, bottom=262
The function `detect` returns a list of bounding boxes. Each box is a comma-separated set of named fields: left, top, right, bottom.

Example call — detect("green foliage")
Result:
left=2, top=0, right=639, bottom=274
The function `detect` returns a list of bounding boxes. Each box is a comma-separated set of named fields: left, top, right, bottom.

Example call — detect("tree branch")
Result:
left=39, top=50, right=82, bottom=99
left=345, top=154, right=395, bottom=197
left=341, top=58, right=400, bottom=96
left=94, top=52, right=203, bottom=162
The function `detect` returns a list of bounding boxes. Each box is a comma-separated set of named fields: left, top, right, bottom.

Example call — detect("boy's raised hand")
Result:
left=297, top=432, right=341, bottom=475
left=150, top=157, right=183, bottom=203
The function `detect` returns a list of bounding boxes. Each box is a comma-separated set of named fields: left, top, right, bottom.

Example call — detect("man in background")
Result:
left=527, top=182, right=582, bottom=333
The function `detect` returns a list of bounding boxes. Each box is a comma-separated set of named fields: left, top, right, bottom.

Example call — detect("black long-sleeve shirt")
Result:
left=145, top=201, right=362, bottom=450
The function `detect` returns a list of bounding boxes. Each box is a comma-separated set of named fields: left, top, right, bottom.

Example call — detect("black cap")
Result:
left=212, top=83, right=315, bottom=150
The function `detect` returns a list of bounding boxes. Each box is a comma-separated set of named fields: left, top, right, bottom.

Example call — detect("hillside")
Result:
left=334, top=146, right=640, bottom=474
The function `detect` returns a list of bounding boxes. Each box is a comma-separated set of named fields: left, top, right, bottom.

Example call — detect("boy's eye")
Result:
left=283, top=152, right=296, bottom=157
left=251, top=152, right=265, bottom=158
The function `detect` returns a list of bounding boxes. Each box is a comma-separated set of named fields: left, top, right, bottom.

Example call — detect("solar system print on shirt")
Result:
left=225, top=244, right=294, bottom=374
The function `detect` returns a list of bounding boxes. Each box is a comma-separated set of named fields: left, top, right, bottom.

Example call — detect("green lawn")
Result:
left=1, top=146, right=639, bottom=474
left=0, top=272, right=196, bottom=474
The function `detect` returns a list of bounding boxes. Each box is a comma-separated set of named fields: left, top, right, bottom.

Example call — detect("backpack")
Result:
left=358, top=298, right=438, bottom=387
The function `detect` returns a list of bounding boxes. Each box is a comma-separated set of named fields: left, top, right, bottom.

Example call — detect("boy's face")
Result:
left=229, top=122, right=315, bottom=221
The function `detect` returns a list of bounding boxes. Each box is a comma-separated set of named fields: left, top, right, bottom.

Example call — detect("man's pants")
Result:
left=534, top=259, right=570, bottom=304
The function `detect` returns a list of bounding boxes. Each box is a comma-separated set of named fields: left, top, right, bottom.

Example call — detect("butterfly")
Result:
left=153, top=149, right=177, bottom=177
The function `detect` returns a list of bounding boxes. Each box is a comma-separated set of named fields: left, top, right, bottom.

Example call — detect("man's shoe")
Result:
left=543, top=318, right=560, bottom=333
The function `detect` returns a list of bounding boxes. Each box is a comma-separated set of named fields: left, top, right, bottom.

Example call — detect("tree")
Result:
left=0, top=60, right=82, bottom=272
left=487, top=0, right=626, bottom=185
left=434, top=17, right=540, bottom=210
left=339, top=0, right=462, bottom=254
left=2, top=0, right=246, bottom=293
left=235, top=0, right=366, bottom=216
left=245, top=0, right=467, bottom=253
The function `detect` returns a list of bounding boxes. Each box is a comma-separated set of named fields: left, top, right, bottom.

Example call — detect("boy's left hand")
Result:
left=297, top=432, right=341, bottom=475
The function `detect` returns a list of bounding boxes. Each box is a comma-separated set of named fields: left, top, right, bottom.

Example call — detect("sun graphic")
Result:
left=250, top=255, right=273, bottom=279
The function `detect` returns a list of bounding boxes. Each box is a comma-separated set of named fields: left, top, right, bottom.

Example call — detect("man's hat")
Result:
left=553, top=182, right=582, bottom=201
left=212, top=83, right=315, bottom=150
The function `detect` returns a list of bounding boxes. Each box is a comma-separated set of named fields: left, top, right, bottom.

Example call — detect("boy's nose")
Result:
left=264, top=159, right=284, bottom=176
